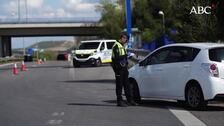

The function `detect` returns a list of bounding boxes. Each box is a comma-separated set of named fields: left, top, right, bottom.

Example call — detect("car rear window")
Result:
left=209, top=48, right=224, bottom=62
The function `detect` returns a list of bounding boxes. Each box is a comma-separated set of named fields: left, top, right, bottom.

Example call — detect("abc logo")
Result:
left=190, top=6, right=211, bottom=15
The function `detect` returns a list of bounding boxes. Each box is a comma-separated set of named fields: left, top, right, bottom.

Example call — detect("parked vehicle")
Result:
left=128, top=43, right=224, bottom=109
left=57, top=53, right=68, bottom=60
left=72, top=40, right=116, bottom=67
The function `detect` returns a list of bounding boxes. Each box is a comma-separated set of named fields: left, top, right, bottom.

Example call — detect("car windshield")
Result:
left=78, top=42, right=100, bottom=49
left=209, top=47, right=224, bottom=62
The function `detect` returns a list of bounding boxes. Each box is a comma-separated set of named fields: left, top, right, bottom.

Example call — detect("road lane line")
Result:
left=169, top=107, right=207, bottom=126
left=69, top=61, right=75, bottom=80
left=47, top=120, right=63, bottom=125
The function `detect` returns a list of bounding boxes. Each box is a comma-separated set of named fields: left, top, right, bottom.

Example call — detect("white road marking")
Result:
left=47, top=120, right=63, bottom=125
left=47, top=112, right=65, bottom=125
left=169, top=107, right=207, bottom=126
left=69, top=61, right=75, bottom=80
left=52, top=112, right=65, bottom=116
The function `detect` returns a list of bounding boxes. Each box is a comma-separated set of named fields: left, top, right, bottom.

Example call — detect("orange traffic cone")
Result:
left=37, top=59, right=41, bottom=65
left=21, top=61, right=27, bottom=71
left=13, top=63, right=19, bottom=75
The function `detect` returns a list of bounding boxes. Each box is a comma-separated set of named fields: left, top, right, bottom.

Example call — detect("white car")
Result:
left=129, top=43, right=224, bottom=109
left=72, top=40, right=116, bottom=67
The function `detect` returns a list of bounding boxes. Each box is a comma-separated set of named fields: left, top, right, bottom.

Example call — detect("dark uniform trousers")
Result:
left=114, top=66, right=131, bottom=102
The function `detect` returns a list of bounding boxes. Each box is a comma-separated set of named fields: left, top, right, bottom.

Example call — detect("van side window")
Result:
left=100, top=42, right=105, bottom=50
left=106, top=42, right=115, bottom=49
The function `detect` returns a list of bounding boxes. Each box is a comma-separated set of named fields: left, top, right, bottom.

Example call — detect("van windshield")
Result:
left=78, top=42, right=100, bottom=49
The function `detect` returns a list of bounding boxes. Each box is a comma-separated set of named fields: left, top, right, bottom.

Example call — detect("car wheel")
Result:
left=129, top=79, right=141, bottom=104
left=95, top=58, right=101, bottom=67
left=185, top=84, right=207, bottom=109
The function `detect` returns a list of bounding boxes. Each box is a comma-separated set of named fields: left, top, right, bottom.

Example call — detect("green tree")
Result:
left=132, top=0, right=218, bottom=43
left=215, top=0, right=224, bottom=40
left=96, top=0, right=125, bottom=39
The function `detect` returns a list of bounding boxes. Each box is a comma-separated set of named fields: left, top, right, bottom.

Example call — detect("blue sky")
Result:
left=0, top=0, right=111, bottom=48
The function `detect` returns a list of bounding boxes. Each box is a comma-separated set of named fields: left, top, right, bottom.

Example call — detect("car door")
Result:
left=160, top=47, right=195, bottom=98
left=99, top=42, right=106, bottom=62
left=138, top=48, right=170, bottom=97
left=103, top=41, right=115, bottom=63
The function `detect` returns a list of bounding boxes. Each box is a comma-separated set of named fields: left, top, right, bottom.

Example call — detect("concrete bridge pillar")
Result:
left=0, top=36, right=12, bottom=57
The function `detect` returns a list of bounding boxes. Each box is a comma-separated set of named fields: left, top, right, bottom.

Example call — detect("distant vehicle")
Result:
left=24, top=54, right=33, bottom=62
left=57, top=53, right=68, bottom=60
left=72, top=40, right=116, bottom=67
left=128, top=43, right=224, bottom=109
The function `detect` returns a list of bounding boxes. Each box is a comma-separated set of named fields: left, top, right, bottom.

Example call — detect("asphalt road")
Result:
left=0, top=61, right=224, bottom=126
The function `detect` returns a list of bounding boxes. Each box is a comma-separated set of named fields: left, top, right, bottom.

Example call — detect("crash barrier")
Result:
left=0, top=57, right=23, bottom=65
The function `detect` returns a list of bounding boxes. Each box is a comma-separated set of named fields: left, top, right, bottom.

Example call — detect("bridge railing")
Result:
left=0, top=17, right=100, bottom=24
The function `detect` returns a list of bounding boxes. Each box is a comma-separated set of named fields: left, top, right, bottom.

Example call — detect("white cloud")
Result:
left=27, top=0, right=44, bottom=8
left=63, top=0, right=100, bottom=17
left=56, top=8, right=72, bottom=17
left=0, top=0, right=100, bottom=20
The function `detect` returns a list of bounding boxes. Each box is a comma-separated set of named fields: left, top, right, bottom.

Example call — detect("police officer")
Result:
left=111, top=33, right=138, bottom=107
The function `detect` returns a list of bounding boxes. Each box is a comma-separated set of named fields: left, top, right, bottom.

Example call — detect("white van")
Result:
left=72, top=40, right=116, bottom=67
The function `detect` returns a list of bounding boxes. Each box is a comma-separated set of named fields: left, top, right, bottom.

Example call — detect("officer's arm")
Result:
left=113, top=45, right=120, bottom=61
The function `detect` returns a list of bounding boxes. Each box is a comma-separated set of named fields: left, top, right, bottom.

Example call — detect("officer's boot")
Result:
left=117, top=99, right=128, bottom=107
left=127, top=98, right=139, bottom=106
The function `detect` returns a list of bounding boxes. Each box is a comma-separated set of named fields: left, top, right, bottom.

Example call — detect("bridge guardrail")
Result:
left=0, top=17, right=100, bottom=24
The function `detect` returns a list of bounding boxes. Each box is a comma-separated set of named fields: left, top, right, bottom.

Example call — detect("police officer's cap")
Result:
left=120, top=33, right=129, bottom=40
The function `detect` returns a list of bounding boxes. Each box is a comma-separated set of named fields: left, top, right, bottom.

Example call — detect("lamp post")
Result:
left=158, top=11, right=165, bottom=34
left=18, top=0, right=21, bottom=22
left=25, top=0, right=28, bottom=22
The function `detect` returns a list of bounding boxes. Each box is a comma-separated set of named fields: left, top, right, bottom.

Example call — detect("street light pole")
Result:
left=23, top=37, right=25, bottom=56
left=18, top=0, right=20, bottom=22
left=158, top=11, right=165, bottom=34
left=25, top=0, right=28, bottom=22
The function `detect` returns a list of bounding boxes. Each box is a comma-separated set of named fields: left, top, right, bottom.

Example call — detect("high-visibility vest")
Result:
left=112, top=41, right=127, bottom=58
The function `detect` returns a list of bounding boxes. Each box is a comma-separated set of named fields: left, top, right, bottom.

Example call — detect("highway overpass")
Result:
left=0, top=21, right=102, bottom=57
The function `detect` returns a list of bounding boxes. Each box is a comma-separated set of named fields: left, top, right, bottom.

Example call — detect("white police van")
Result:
left=72, top=40, right=116, bottom=67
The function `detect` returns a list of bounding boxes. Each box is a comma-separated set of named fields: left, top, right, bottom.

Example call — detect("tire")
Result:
left=185, top=84, right=207, bottom=109
left=129, top=79, right=141, bottom=104
left=94, top=58, right=101, bottom=67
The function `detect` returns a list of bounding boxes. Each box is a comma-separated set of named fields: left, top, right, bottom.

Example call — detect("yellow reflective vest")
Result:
left=112, top=41, right=127, bottom=58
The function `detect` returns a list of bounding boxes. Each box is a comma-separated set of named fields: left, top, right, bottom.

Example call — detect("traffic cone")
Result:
left=21, top=61, right=27, bottom=71
left=13, top=63, right=19, bottom=75
left=40, top=59, right=43, bottom=64
left=37, top=59, right=41, bottom=65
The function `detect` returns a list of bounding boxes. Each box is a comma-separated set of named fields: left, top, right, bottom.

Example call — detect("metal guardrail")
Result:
left=0, top=17, right=100, bottom=24
left=0, top=57, right=23, bottom=64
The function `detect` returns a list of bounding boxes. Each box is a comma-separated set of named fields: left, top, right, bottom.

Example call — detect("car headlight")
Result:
left=90, top=51, right=97, bottom=56
left=90, top=52, right=96, bottom=56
